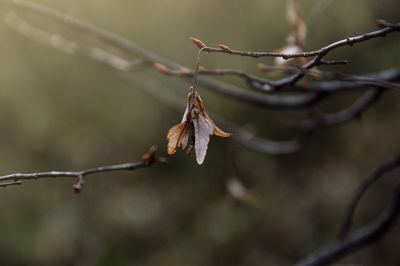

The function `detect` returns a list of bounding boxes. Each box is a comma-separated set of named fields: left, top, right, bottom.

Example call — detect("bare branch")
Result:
left=192, top=21, right=399, bottom=59
left=299, top=88, right=382, bottom=131
left=296, top=185, right=400, bottom=266
left=153, top=63, right=276, bottom=91
left=0, top=146, right=164, bottom=192
left=337, top=153, right=400, bottom=240
left=305, top=69, right=400, bottom=92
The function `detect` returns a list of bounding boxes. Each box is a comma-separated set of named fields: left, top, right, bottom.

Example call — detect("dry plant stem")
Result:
left=0, top=146, right=162, bottom=191
left=337, top=153, right=400, bottom=240
left=157, top=66, right=275, bottom=90
left=296, top=186, right=400, bottom=266
left=1, top=0, right=321, bottom=109
left=252, top=66, right=400, bottom=92
left=200, top=22, right=400, bottom=59
left=305, top=69, right=400, bottom=92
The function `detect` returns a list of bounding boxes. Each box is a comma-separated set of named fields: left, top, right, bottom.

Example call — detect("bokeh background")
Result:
left=0, top=0, right=399, bottom=265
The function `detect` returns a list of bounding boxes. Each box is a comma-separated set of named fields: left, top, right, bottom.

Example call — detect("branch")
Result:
left=337, top=153, right=400, bottom=240
left=3, top=12, right=307, bottom=156
left=306, top=69, right=400, bottom=92
left=299, top=88, right=383, bottom=131
left=256, top=64, right=400, bottom=92
left=0, top=146, right=164, bottom=193
left=1, top=0, right=327, bottom=109
left=153, top=63, right=277, bottom=91
left=296, top=185, right=400, bottom=266
left=193, top=21, right=399, bottom=59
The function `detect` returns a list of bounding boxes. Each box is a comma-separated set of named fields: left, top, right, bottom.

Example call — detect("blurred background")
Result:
left=0, top=0, right=399, bottom=265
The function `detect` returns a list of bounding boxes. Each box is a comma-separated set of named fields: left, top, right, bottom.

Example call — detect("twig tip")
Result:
left=190, top=37, right=207, bottom=49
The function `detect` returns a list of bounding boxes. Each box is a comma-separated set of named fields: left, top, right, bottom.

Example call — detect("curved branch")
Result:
left=299, top=88, right=383, bottom=131
left=337, top=153, right=400, bottom=240
left=296, top=185, right=400, bottom=266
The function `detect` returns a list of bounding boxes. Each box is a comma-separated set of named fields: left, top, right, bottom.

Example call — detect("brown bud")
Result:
left=376, top=19, right=388, bottom=28
left=141, top=145, right=158, bottom=166
left=218, top=44, right=233, bottom=53
left=190, top=37, right=207, bottom=49
left=72, top=183, right=82, bottom=193
left=153, top=63, right=170, bottom=74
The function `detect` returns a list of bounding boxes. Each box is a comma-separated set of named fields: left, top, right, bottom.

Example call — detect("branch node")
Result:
left=346, top=38, right=354, bottom=46
left=141, top=145, right=158, bottom=166
left=72, top=174, right=85, bottom=194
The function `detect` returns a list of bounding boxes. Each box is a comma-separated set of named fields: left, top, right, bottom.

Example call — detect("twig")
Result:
left=1, top=0, right=325, bottom=108
left=295, top=185, right=400, bottom=266
left=154, top=63, right=276, bottom=91
left=0, top=146, right=164, bottom=193
left=256, top=64, right=400, bottom=92
left=193, top=21, right=399, bottom=59
left=305, top=69, right=400, bottom=92
left=337, top=153, right=400, bottom=240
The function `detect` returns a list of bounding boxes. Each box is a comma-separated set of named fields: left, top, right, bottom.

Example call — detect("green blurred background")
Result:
left=0, top=0, right=399, bottom=265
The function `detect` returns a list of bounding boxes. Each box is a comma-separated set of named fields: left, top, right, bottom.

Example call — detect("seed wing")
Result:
left=203, top=111, right=232, bottom=137
left=193, top=114, right=214, bottom=165
left=167, top=123, right=190, bottom=155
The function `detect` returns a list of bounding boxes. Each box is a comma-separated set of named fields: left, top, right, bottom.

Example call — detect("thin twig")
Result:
left=0, top=146, right=163, bottom=192
left=154, top=63, right=275, bottom=91
left=195, top=21, right=399, bottom=59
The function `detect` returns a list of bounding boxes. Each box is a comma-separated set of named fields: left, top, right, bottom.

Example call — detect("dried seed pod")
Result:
left=167, top=87, right=232, bottom=164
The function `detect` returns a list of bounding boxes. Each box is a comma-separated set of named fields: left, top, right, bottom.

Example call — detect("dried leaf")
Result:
left=193, top=114, right=214, bottom=165
left=167, top=123, right=190, bottom=155
left=286, top=0, right=299, bottom=27
left=203, top=111, right=232, bottom=137
left=286, top=0, right=307, bottom=45
left=167, top=86, right=231, bottom=164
